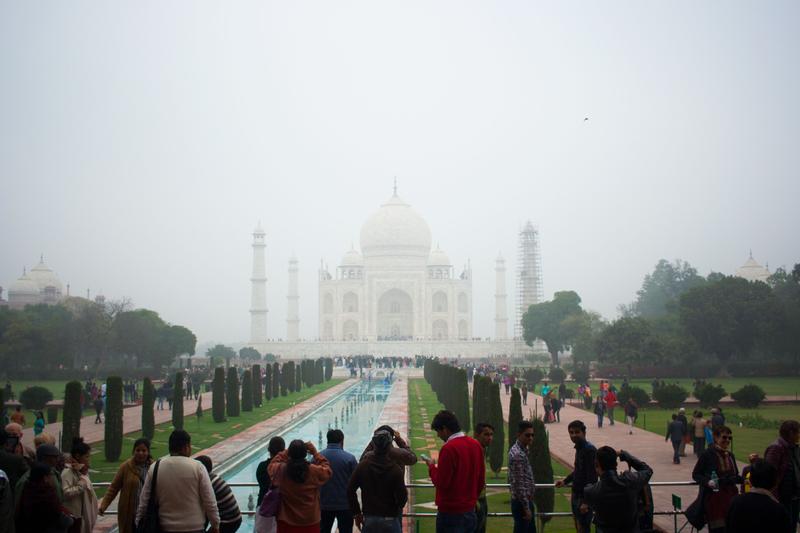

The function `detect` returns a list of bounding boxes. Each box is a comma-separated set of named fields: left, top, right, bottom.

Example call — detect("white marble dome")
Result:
left=341, top=247, right=364, bottom=266
left=9, top=271, right=40, bottom=296
left=736, top=254, right=770, bottom=283
left=428, top=245, right=451, bottom=266
left=360, top=194, right=432, bottom=258
left=28, top=259, right=64, bottom=293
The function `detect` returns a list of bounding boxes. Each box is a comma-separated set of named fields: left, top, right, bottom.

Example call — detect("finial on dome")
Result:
left=393, top=177, right=398, bottom=197
left=749, top=249, right=753, bottom=259
left=40, top=253, right=44, bottom=263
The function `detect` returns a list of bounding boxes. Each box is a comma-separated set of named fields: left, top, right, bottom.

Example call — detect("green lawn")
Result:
left=87, top=379, right=344, bottom=497
left=408, top=378, right=577, bottom=533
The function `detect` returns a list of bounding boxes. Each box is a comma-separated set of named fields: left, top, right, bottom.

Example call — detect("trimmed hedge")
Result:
left=548, top=367, right=567, bottom=384
left=252, top=364, right=262, bottom=407
left=273, top=362, right=282, bottom=397
left=105, top=376, right=123, bottom=461
left=731, top=384, right=766, bottom=408
left=617, top=386, right=650, bottom=407
left=295, top=366, right=302, bottom=393
left=241, top=370, right=253, bottom=412
left=62, top=381, right=82, bottom=451
left=653, top=383, right=688, bottom=409
left=20, top=386, right=53, bottom=410
left=264, top=364, right=272, bottom=401
left=142, top=377, right=155, bottom=440
left=508, top=387, right=523, bottom=450
left=488, top=381, right=504, bottom=475
left=172, top=372, right=184, bottom=430
left=227, top=367, right=240, bottom=417
left=212, top=367, right=226, bottom=423
left=693, top=382, right=727, bottom=408
left=530, top=417, right=554, bottom=527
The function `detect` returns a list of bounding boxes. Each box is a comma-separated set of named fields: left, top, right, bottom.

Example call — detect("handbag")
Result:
left=684, top=488, right=706, bottom=530
left=136, top=460, right=161, bottom=533
left=258, top=486, right=281, bottom=518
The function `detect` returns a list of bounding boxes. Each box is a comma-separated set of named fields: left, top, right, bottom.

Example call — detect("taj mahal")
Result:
left=246, top=187, right=538, bottom=359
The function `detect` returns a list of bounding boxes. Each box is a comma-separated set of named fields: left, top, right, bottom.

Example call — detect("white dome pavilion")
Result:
left=736, top=253, right=770, bottom=283
left=28, top=257, right=64, bottom=294
left=360, top=193, right=432, bottom=258
left=428, top=245, right=451, bottom=266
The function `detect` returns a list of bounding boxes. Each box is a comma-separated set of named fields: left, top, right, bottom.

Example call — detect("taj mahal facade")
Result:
left=246, top=189, right=536, bottom=359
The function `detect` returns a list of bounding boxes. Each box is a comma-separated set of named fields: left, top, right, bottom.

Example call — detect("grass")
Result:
left=408, top=378, right=578, bottom=533
left=87, top=378, right=344, bottom=498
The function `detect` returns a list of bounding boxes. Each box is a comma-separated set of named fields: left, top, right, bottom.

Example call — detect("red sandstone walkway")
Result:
left=493, top=388, right=733, bottom=533
left=21, top=392, right=213, bottom=449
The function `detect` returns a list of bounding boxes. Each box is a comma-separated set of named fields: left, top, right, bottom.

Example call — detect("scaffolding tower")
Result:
left=515, top=221, right=544, bottom=338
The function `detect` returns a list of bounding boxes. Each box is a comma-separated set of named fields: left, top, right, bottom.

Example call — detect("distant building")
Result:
left=6, top=256, right=65, bottom=309
left=735, top=252, right=770, bottom=283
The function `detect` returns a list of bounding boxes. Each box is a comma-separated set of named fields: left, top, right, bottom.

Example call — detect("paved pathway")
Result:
left=493, top=387, right=729, bottom=533
left=21, top=392, right=213, bottom=449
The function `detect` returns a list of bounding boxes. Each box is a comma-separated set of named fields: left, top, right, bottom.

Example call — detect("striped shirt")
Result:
left=209, top=473, right=241, bottom=525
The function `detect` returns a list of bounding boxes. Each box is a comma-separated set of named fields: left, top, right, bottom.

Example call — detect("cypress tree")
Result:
left=508, top=387, right=523, bottom=450
left=264, top=364, right=272, bottom=401
left=530, top=417, right=554, bottom=530
left=252, top=364, right=262, bottom=407
left=142, top=377, right=155, bottom=440
left=227, top=367, right=240, bottom=417
left=472, top=375, right=482, bottom=430
left=172, top=372, right=184, bottom=430
left=212, top=367, right=226, bottom=422
left=324, top=358, right=333, bottom=381
left=273, top=362, right=282, bottom=397
left=62, top=381, right=83, bottom=451
left=295, top=366, right=302, bottom=392
left=105, top=376, right=124, bottom=461
left=285, top=362, right=296, bottom=393
left=241, top=370, right=253, bottom=412
left=456, top=368, right=470, bottom=434
left=488, top=381, right=505, bottom=476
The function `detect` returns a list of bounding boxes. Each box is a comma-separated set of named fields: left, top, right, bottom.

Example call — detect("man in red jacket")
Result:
left=423, top=410, right=486, bottom=533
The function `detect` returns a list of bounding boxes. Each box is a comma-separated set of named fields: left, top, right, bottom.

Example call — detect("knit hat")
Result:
left=36, top=444, right=61, bottom=460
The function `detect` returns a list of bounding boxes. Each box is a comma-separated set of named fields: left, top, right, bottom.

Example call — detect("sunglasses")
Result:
left=719, top=435, right=733, bottom=441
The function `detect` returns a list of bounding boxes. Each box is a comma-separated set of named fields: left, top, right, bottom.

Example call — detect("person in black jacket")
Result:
left=583, top=446, right=653, bottom=533
left=692, top=425, right=742, bottom=533
left=665, top=414, right=686, bottom=464
left=726, top=459, right=791, bottom=533
left=555, top=421, right=597, bottom=533
left=255, top=436, right=285, bottom=507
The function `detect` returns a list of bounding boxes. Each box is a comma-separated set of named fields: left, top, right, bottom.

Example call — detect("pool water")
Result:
left=222, top=379, right=393, bottom=531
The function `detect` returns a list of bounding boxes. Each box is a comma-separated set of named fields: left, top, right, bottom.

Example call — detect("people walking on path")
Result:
left=583, top=447, right=653, bottom=533
left=764, top=419, right=800, bottom=531
left=196, top=455, right=242, bottom=533
left=33, top=412, right=45, bottom=436
left=267, top=439, right=332, bottom=533
left=347, top=429, right=407, bottom=533
left=93, top=397, right=104, bottom=424
left=593, top=396, right=606, bottom=428
left=61, top=437, right=98, bottom=533
left=98, top=438, right=153, bottom=533
left=423, top=410, right=485, bottom=533
left=9, top=407, right=24, bottom=427
left=691, top=425, right=741, bottom=533
left=555, top=420, right=597, bottom=533
left=508, top=421, right=536, bottom=533
left=319, top=429, right=357, bottom=533
left=692, top=411, right=707, bottom=456
left=676, top=408, right=689, bottom=457
left=624, top=398, right=638, bottom=435
left=0, top=427, right=28, bottom=492
left=521, top=384, right=528, bottom=406
left=726, top=458, right=792, bottom=533
left=605, top=389, right=617, bottom=426
left=665, top=414, right=686, bottom=464
left=135, top=429, right=221, bottom=533
left=256, top=436, right=286, bottom=508
left=472, top=422, right=494, bottom=533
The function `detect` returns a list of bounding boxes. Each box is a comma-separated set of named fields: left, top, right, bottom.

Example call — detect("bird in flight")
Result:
left=584, top=117, right=589, bottom=121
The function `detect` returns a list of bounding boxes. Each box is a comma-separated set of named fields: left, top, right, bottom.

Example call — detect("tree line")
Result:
left=522, top=260, right=800, bottom=376
left=0, top=298, right=196, bottom=375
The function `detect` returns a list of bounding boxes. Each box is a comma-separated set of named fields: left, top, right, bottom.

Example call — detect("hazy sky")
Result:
left=2, top=1, right=798, bottom=347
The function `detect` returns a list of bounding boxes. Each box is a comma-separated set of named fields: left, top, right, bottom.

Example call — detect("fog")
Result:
left=1, top=1, right=798, bottom=346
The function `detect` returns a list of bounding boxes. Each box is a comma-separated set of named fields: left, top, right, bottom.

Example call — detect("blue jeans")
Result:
left=363, top=515, right=401, bottom=533
left=436, top=511, right=477, bottom=533
left=671, top=439, right=681, bottom=463
left=511, top=499, right=537, bottom=533
left=571, top=494, right=593, bottom=533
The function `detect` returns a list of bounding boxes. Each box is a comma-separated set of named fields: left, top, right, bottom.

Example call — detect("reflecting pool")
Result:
left=222, top=379, right=393, bottom=532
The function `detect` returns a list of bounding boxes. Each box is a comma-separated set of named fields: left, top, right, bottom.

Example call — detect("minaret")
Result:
left=250, top=223, right=268, bottom=343
left=515, top=221, right=544, bottom=338
left=287, top=255, right=300, bottom=342
left=494, top=252, right=508, bottom=340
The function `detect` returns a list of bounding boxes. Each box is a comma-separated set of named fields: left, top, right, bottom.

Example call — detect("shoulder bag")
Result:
left=136, top=460, right=161, bottom=533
